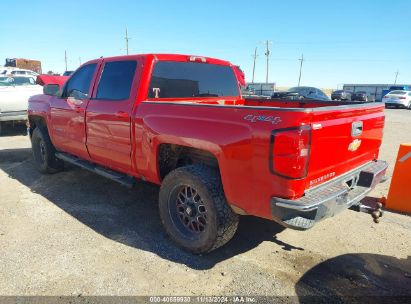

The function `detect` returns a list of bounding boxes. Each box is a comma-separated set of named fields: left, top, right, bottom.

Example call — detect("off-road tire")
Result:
left=31, top=127, right=63, bottom=173
left=159, top=165, right=239, bottom=254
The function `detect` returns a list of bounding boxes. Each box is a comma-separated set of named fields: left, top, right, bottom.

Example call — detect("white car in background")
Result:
left=383, top=90, right=411, bottom=109
left=0, top=76, right=43, bottom=133
left=0, top=68, right=39, bottom=78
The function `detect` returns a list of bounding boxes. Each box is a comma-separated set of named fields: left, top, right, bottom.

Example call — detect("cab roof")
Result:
left=92, top=54, right=233, bottom=66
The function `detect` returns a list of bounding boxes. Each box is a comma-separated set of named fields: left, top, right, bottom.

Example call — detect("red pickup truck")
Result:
left=27, top=54, right=387, bottom=253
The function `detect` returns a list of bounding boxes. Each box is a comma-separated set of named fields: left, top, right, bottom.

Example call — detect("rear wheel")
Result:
left=159, top=165, right=239, bottom=254
left=31, top=127, right=63, bottom=173
left=408, top=102, right=411, bottom=110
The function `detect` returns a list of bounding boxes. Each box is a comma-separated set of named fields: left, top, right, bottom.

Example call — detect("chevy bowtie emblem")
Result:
left=348, top=139, right=362, bottom=151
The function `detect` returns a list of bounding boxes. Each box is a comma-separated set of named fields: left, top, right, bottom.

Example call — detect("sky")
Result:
left=1, top=0, right=410, bottom=88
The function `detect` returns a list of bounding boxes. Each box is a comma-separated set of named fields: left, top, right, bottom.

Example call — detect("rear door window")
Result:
left=96, top=60, right=137, bottom=100
left=148, top=61, right=239, bottom=98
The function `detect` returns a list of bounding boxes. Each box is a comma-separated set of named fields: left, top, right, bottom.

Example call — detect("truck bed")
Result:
left=136, top=99, right=385, bottom=219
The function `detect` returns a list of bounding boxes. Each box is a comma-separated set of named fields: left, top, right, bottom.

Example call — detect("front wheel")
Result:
left=31, top=127, right=63, bottom=173
left=159, top=165, right=239, bottom=254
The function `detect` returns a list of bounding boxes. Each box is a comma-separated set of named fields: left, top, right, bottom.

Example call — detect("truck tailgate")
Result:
left=306, top=104, right=385, bottom=189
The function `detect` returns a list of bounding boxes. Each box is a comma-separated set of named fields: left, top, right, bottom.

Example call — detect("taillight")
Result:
left=188, top=56, right=207, bottom=63
left=383, top=96, right=389, bottom=98
left=270, top=126, right=311, bottom=179
left=399, top=97, right=406, bottom=99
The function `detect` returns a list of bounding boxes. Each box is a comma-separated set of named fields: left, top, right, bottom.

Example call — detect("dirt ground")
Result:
left=0, top=109, right=410, bottom=300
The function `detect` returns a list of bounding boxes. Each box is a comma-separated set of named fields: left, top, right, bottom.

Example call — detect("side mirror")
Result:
left=43, top=84, right=60, bottom=96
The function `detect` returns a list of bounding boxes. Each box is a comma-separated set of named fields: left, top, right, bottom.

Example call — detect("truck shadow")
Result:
left=295, top=253, right=411, bottom=302
left=0, top=148, right=295, bottom=270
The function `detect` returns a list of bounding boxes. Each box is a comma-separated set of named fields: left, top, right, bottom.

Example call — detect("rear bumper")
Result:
left=0, top=111, right=27, bottom=122
left=270, top=160, right=388, bottom=230
left=385, top=102, right=408, bottom=107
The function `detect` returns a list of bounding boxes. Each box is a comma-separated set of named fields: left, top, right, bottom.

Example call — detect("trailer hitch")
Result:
left=350, top=202, right=383, bottom=223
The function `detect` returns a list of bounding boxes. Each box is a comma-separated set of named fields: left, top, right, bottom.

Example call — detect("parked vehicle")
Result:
left=36, top=74, right=69, bottom=87
left=352, top=91, right=375, bottom=102
left=10, top=69, right=39, bottom=78
left=382, top=86, right=410, bottom=100
left=247, top=82, right=276, bottom=97
left=271, top=91, right=291, bottom=99
left=1, top=68, right=39, bottom=78
left=0, top=76, right=42, bottom=134
left=0, top=67, right=11, bottom=75
left=28, top=54, right=387, bottom=253
left=242, top=86, right=269, bottom=99
left=286, top=86, right=331, bottom=101
left=383, top=90, right=411, bottom=109
left=62, top=71, right=74, bottom=76
left=331, top=90, right=353, bottom=101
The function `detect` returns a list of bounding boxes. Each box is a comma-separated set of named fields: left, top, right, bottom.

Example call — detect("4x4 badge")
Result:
left=243, top=114, right=282, bottom=125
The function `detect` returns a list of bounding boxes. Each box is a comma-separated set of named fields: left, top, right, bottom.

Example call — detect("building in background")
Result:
left=5, top=58, right=42, bottom=74
left=246, top=82, right=276, bottom=96
left=343, top=84, right=411, bottom=101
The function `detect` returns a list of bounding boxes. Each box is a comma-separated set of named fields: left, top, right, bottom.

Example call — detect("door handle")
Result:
left=67, top=97, right=83, bottom=106
left=115, top=111, right=129, bottom=118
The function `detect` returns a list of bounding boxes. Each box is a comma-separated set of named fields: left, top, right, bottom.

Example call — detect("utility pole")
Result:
left=394, top=70, right=399, bottom=85
left=251, top=47, right=257, bottom=83
left=125, top=27, right=131, bottom=55
left=298, top=54, right=304, bottom=87
left=264, top=40, right=271, bottom=83
left=64, top=50, right=68, bottom=71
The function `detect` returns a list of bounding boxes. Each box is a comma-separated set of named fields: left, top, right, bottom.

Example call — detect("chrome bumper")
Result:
left=270, top=160, right=388, bottom=230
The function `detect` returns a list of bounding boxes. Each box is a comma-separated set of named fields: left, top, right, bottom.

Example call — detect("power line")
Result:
left=251, top=47, right=258, bottom=83
left=125, top=27, right=131, bottom=55
left=264, top=40, right=272, bottom=83
left=394, top=70, right=400, bottom=84
left=64, top=50, right=68, bottom=71
left=298, top=54, right=304, bottom=87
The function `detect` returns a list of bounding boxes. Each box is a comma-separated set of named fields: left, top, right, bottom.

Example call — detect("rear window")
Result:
left=148, top=61, right=239, bottom=98
left=96, top=60, right=137, bottom=100
left=389, top=90, right=406, bottom=95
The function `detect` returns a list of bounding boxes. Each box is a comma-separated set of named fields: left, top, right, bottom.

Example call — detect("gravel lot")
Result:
left=0, top=109, right=410, bottom=300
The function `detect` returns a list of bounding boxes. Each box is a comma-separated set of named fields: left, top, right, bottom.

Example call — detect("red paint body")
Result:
left=28, top=54, right=385, bottom=220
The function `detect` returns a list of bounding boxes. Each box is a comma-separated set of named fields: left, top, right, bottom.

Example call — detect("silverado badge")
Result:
left=348, top=139, right=362, bottom=151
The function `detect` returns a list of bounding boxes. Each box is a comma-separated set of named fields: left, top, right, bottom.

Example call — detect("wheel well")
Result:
left=158, top=144, right=219, bottom=180
left=28, top=116, right=47, bottom=137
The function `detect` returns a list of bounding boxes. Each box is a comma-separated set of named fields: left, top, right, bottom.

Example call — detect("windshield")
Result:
left=389, top=90, right=406, bottom=95
left=148, top=61, right=239, bottom=98
left=0, top=76, right=36, bottom=86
